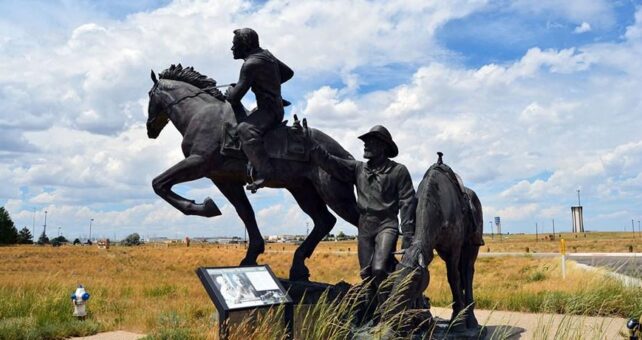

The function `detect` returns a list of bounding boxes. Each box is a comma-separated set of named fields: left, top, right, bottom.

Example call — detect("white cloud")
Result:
left=511, top=0, right=614, bottom=29
left=2, top=1, right=642, bottom=238
left=574, top=22, right=592, bottom=34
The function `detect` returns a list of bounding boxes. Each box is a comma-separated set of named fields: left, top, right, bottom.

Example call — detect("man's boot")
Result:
left=242, top=139, right=274, bottom=193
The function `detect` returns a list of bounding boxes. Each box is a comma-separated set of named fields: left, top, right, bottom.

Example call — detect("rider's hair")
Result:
left=233, top=28, right=260, bottom=50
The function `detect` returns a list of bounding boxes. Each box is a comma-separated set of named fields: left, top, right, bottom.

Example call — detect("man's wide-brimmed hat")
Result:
left=358, top=125, right=399, bottom=158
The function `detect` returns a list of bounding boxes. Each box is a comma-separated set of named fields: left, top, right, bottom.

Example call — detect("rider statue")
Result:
left=309, top=125, right=417, bottom=319
left=225, top=28, right=294, bottom=192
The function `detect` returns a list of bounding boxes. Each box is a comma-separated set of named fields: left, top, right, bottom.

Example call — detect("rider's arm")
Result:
left=310, top=144, right=357, bottom=184
left=226, top=60, right=256, bottom=105
left=397, top=164, right=417, bottom=249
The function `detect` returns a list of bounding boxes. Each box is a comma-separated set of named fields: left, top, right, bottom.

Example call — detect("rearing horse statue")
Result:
left=146, top=64, right=359, bottom=280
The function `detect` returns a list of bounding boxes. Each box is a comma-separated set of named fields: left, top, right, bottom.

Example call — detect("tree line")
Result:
left=0, top=207, right=69, bottom=245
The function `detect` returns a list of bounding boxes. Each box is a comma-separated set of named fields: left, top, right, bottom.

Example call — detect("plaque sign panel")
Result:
left=202, top=265, right=290, bottom=309
left=196, top=265, right=293, bottom=339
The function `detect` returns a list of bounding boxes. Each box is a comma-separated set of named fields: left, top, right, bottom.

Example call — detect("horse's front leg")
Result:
left=152, top=154, right=221, bottom=217
left=212, top=179, right=264, bottom=266
left=442, top=250, right=465, bottom=329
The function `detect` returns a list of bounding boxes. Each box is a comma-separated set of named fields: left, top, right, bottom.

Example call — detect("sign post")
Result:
left=196, top=265, right=293, bottom=339
left=560, top=239, right=567, bottom=279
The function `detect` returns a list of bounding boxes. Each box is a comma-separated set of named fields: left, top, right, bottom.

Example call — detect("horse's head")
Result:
left=146, top=70, right=170, bottom=139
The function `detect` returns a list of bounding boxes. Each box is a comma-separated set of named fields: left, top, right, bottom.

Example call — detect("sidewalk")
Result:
left=71, top=331, right=145, bottom=340
left=71, top=309, right=630, bottom=339
left=431, top=307, right=629, bottom=339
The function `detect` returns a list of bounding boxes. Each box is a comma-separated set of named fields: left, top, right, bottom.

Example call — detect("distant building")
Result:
left=265, top=235, right=306, bottom=243
left=571, top=206, right=584, bottom=233
left=146, top=237, right=169, bottom=243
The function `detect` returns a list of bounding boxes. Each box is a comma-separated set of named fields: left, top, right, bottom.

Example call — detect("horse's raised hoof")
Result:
left=201, top=197, right=222, bottom=217
left=289, top=265, right=310, bottom=282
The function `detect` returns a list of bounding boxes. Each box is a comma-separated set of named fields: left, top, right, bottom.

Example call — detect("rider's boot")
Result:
left=242, top=139, right=274, bottom=193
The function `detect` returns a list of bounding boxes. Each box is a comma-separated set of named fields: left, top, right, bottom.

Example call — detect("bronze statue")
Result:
left=387, top=153, right=484, bottom=334
left=309, top=125, right=416, bottom=319
left=225, top=28, right=294, bottom=192
left=146, top=64, right=358, bottom=281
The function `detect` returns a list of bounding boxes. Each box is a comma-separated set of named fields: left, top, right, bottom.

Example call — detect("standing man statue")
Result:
left=309, top=125, right=416, bottom=319
left=225, top=28, right=294, bottom=192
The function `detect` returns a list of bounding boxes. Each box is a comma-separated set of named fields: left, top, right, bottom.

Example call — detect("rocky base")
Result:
left=278, top=279, right=352, bottom=304
left=424, top=317, right=487, bottom=340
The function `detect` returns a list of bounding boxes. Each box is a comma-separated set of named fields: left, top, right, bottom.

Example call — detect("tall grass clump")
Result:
left=0, top=284, right=103, bottom=339
left=225, top=271, right=438, bottom=340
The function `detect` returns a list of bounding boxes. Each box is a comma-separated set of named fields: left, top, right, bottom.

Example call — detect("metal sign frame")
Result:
left=196, top=265, right=293, bottom=339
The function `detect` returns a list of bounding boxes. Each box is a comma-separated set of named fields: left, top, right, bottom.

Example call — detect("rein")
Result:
left=163, top=83, right=231, bottom=111
left=165, top=89, right=211, bottom=111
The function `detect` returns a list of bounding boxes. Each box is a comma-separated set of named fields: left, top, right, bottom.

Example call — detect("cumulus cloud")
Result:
left=2, top=0, right=642, bottom=239
left=574, top=22, right=592, bottom=34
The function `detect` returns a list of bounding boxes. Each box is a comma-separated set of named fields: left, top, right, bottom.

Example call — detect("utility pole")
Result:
left=43, top=210, right=48, bottom=236
left=535, top=222, right=538, bottom=242
left=489, top=221, right=494, bottom=239
left=32, top=208, right=36, bottom=241
left=638, top=220, right=641, bottom=236
left=633, top=219, right=636, bottom=238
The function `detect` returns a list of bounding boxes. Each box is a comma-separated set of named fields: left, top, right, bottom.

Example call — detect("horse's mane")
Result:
left=159, top=64, right=225, bottom=101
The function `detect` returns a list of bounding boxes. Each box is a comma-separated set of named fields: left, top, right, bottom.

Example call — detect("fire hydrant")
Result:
left=71, top=285, right=90, bottom=319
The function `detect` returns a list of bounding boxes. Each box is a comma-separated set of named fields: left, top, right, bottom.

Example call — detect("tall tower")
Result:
left=571, top=189, right=584, bottom=233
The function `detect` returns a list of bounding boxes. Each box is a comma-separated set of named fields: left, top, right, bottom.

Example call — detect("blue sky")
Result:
left=1, top=0, right=642, bottom=240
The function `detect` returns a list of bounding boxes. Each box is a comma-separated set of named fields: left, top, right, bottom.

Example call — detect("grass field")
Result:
left=0, top=233, right=641, bottom=339
left=481, top=231, right=642, bottom=253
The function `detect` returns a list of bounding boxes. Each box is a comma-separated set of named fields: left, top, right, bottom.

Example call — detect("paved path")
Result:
left=70, top=331, right=145, bottom=340
left=71, top=309, right=629, bottom=340
left=571, top=255, right=642, bottom=278
left=431, top=307, right=628, bottom=339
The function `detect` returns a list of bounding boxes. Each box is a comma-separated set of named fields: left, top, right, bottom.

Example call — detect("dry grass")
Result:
left=482, top=231, right=642, bottom=253
left=0, top=241, right=640, bottom=339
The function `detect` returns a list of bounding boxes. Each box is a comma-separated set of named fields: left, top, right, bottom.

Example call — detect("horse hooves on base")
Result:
left=431, top=317, right=486, bottom=340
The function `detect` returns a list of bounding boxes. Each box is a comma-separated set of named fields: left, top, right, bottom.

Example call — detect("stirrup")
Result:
left=245, top=162, right=268, bottom=194
left=245, top=178, right=267, bottom=194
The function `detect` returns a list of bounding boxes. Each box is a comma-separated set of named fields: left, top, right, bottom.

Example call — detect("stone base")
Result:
left=278, top=279, right=352, bottom=304
left=425, top=317, right=487, bottom=340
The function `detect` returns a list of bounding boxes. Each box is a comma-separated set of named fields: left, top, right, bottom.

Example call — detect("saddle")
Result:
left=220, top=119, right=310, bottom=162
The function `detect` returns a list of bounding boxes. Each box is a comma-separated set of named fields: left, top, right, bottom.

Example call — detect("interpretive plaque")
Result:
left=196, top=265, right=292, bottom=339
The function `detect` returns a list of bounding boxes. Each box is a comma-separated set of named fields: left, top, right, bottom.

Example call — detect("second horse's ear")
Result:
left=151, top=70, right=158, bottom=84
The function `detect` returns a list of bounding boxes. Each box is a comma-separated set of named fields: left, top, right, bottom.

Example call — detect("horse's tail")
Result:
left=465, top=187, right=483, bottom=236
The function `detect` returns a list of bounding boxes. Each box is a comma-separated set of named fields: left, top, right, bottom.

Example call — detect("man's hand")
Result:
left=401, top=232, right=414, bottom=250
left=224, top=83, right=237, bottom=99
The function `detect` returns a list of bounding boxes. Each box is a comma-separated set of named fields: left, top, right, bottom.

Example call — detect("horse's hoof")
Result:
left=202, top=197, right=222, bottom=217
